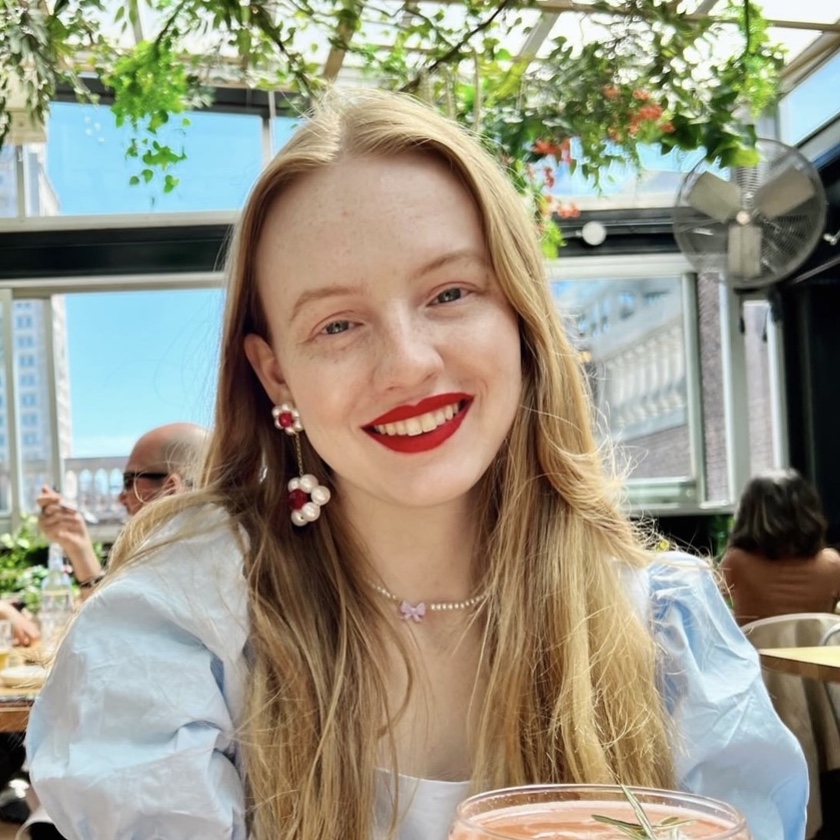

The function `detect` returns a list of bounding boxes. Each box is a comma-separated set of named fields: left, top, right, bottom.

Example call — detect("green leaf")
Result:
left=621, top=786, right=657, bottom=837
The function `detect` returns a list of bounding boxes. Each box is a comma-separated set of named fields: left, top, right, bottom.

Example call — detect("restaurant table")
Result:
left=0, top=687, right=37, bottom=733
left=0, top=648, right=47, bottom=733
left=759, top=645, right=840, bottom=683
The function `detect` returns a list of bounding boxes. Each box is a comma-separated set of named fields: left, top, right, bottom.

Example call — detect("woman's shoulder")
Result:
left=138, top=504, right=247, bottom=563
left=73, top=504, right=250, bottom=669
left=719, top=545, right=760, bottom=570
left=97, top=503, right=249, bottom=630
left=617, top=551, right=718, bottom=618
left=645, top=549, right=715, bottom=586
left=818, top=546, right=840, bottom=571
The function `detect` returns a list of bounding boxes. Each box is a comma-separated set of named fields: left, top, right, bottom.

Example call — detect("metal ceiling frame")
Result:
left=314, top=1, right=840, bottom=91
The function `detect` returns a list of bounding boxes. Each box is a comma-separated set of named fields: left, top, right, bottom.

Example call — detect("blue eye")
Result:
left=323, top=320, right=350, bottom=335
left=435, top=288, right=464, bottom=304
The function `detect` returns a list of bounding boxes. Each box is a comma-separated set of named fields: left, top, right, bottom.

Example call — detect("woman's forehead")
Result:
left=253, top=155, right=487, bottom=301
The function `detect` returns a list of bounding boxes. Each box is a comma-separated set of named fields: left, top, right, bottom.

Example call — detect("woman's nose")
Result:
left=373, top=317, right=444, bottom=392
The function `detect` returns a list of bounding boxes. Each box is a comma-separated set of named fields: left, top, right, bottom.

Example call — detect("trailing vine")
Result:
left=0, top=0, right=784, bottom=215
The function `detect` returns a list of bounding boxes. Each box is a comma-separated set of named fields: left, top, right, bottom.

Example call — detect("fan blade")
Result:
left=728, top=223, right=763, bottom=279
left=754, top=165, right=816, bottom=219
left=686, top=172, right=743, bottom=223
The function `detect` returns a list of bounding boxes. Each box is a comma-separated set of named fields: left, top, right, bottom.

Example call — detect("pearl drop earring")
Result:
left=272, top=403, right=331, bottom=527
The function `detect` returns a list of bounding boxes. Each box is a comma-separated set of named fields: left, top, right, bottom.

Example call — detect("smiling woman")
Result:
left=26, top=88, right=807, bottom=840
left=244, top=152, right=521, bottom=509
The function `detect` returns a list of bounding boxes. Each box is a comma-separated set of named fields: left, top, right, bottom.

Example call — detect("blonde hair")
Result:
left=110, top=88, right=674, bottom=839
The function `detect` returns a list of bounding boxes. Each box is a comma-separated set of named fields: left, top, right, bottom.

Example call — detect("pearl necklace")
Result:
left=367, top=582, right=484, bottom=623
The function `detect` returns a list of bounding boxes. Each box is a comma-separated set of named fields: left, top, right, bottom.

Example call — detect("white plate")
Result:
left=0, top=664, right=47, bottom=689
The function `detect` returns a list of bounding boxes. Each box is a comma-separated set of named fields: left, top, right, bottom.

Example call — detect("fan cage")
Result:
left=672, top=139, right=827, bottom=290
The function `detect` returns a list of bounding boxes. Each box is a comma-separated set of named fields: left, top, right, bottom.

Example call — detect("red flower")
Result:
left=637, top=103, right=663, bottom=121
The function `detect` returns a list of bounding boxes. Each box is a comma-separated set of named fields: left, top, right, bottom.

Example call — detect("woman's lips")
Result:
left=364, top=396, right=472, bottom=454
left=367, top=392, right=471, bottom=426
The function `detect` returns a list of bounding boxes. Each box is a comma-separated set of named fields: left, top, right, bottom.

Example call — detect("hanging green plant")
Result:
left=0, top=0, right=784, bottom=197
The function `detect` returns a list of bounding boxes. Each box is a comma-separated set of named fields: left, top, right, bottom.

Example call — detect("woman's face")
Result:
left=245, top=152, right=523, bottom=513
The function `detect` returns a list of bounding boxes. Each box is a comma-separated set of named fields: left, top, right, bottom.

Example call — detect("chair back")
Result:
left=820, top=624, right=840, bottom=732
left=743, top=613, right=840, bottom=839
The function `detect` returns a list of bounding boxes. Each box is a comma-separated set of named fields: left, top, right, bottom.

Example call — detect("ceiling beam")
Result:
left=430, top=0, right=840, bottom=34
left=782, top=31, right=840, bottom=89
left=517, top=11, right=560, bottom=61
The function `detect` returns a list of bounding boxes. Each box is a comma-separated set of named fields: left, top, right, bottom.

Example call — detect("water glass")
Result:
left=0, top=619, right=13, bottom=670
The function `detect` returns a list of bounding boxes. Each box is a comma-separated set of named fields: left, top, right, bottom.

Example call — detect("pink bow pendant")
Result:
left=399, top=601, right=426, bottom=622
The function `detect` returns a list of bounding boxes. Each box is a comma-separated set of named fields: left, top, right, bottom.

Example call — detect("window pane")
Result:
left=62, top=288, right=222, bottom=523
left=42, top=104, right=263, bottom=215
left=743, top=300, right=779, bottom=475
left=0, top=300, right=61, bottom=512
left=273, top=116, right=303, bottom=154
left=0, top=146, right=18, bottom=218
left=554, top=276, right=692, bottom=480
left=780, top=51, right=840, bottom=145
left=0, top=300, right=8, bottom=512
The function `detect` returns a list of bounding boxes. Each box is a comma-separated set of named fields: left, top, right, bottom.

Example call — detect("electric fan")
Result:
left=673, top=138, right=828, bottom=291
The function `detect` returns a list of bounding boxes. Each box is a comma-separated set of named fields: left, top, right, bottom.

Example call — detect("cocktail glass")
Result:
left=449, top=784, right=750, bottom=839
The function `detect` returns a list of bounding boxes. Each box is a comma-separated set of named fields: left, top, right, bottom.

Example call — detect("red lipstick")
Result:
left=368, top=392, right=470, bottom=426
left=364, top=393, right=472, bottom=454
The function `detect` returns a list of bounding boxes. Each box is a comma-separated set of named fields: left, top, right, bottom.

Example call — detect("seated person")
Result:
left=12, top=424, right=208, bottom=836
left=36, top=422, right=209, bottom=596
left=0, top=603, right=39, bottom=824
left=721, top=468, right=840, bottom=625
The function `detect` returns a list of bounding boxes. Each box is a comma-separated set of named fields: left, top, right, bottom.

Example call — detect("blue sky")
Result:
left=63, top=290, right=223, bottom=456
left=47, top=104, right=300, bottom=457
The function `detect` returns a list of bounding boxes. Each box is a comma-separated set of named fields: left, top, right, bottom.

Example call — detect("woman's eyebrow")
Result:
left=411, top=248, right=488, bottom=280
left=290, top=283, right=361, bottom=323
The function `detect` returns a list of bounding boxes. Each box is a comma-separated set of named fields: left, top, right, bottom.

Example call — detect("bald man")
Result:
left=37, top=422, right=209, bottom=595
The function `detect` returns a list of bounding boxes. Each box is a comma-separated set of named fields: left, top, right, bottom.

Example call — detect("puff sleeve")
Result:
left=647, top=553, right=808, bottom=840
left=26, top=508, right=251, bottom=840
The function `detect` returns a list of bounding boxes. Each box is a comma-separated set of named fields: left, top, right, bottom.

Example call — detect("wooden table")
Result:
left=0, top=648, right=46, bottom=732
left=0, top=686, right=37, bottom=733
left=759, top=646, right=840, bottom=683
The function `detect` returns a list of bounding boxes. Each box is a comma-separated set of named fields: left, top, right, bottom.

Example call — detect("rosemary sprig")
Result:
left=591, top=785, right=694, bottom=839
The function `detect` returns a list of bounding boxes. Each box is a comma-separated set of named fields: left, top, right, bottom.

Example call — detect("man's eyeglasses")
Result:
left=122, top=471, right=169, bottom=493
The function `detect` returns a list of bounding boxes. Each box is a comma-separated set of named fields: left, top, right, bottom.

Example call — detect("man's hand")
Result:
left=36, top=485, right=92, bottom=551
left=36, top=485, right=104, bottom=592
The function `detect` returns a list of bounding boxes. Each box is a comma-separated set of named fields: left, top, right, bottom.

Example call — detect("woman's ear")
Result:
left=244, top=333, right=293, bottom=406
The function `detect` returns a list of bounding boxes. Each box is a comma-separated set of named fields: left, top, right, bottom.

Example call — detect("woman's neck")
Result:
left=340, top=490, right=479, bottom=603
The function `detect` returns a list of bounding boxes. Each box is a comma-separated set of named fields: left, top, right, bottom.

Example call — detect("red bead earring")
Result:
left=272, top=403, right=331, bottom=527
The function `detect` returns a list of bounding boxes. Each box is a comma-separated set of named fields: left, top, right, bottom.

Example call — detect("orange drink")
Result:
left=450, top=785, right=751, bottom=839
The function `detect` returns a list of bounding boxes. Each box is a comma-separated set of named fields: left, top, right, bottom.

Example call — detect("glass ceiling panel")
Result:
left=76, top=0, right=840, bottom=81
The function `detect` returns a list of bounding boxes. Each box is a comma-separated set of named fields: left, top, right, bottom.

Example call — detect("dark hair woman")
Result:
left=722, top=469, right=840, bottom=624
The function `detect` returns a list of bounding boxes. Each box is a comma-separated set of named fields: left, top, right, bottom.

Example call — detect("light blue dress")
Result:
left=26, top=507, right=808, bottom=839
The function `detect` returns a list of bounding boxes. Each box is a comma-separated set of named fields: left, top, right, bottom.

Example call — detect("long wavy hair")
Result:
left=729, top=468, right=828, bottom=560
left=109, top=88, right=674, bottom=839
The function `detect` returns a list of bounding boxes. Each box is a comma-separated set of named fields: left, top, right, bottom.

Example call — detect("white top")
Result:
left=27, top=506, right=808, bottom=839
